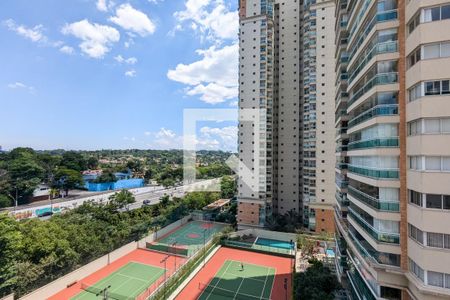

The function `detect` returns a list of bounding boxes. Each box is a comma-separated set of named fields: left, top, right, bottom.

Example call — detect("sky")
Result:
left=0, top=0, right=239, bottom=151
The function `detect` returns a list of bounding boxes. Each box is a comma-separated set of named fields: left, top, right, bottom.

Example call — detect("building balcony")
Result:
left=348, top=137, right=399, bottom=151
left=349, top=40, right=398, bottom=84
left=348, top=165, right=399, bottom=179
left=348, top=227, right=401, bottom=267
left=348, top=207, right=400, bottom=244
left=348, top=104, right=398, bottom=129
left=348, top=186, right=399, bottom=212
left=348, top=73, right=398, bottom=108
left=348, top=8, right=398, bottom=58
left=336, top=192, right=350, bottom=207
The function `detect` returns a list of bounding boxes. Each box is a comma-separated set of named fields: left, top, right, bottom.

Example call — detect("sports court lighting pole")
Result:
left=172, top=241, right=177, bottom=271
left=203, top=229, right=207, bottom=268
left=161, top=255, right=169, bottom=300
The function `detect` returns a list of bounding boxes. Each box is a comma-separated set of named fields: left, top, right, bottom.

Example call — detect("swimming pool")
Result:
left=255, top=237, right=295, bottom=250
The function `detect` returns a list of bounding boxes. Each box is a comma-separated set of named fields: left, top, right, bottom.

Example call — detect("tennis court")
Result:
left=71, top=262, right=164, bottom=300
left=198, top=260, right=275, bottom=300
left=147, top=221, right=227, bottom=256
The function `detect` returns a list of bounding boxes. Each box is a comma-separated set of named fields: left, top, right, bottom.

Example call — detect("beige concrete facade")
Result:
left=334, top=0, right=450, bottom=299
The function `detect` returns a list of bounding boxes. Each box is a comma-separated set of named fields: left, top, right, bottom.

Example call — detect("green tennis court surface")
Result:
left=71, top=262, right=165, bottom=300
left=147, top=221, right=227, bottom=256
left=198, top=260, right=275, bottom=300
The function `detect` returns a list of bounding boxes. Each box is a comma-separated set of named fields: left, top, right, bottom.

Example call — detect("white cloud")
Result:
left=156, top=128, right=176, bottom=139
left=96, top=0, right=107, bottom=11
left=200, top=125, right=237, bottom=150
left=174, top=0, right=238, bottom=41
left=114, top=55, right=137, bottom=64
left=3, top=19, right=46, bottom=42
left=7, top=82, right=35, bottom=93
left=167, top=43, right=238, bottom=104
left=229, top=100, right=238, bottom=107
left=109, top=4, right=156, bottom=37
left=125, top=69, right=136, bottom=77
left=59, top=45, right=74, bottom=55
left=143, top=126, right=236, bottom=151
left=186, top=83, right=236, bottom=104
left=62, top=19, right=120, bottom=59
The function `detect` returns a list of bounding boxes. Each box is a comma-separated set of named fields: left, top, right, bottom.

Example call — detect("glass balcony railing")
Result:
left=348, top=207, right=400, bottom=244
left=348, top=9, right=398, bottom=59
left=336, top=192, right=350, bottom=206
left=348, top=229, right=401, bottom=267
left=348, top=137, right=399, bottom=150
left=349, top=41, right=398, bottom=84
left=348, top=165, right=399, bottom=179
left=348, top=186, right=400, bottom=212
left=336, top=145, right=348, bottom=153
left=347, top=269, right=377, bottom=300
left=348, top=104, right=398, bottom=128
left=349, top=73, right=398, bottom=108
left=336, top=179, right=349, bottom=189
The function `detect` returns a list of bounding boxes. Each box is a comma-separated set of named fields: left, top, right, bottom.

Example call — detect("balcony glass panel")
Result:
left=348, top=186, right=400, bottom=212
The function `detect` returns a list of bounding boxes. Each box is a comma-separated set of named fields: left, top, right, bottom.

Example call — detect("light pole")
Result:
left=161, top=255, right=169, bottom=300
left=172, top=241, right=178, bottom=271
left=203, top=229, right=207, bottom=268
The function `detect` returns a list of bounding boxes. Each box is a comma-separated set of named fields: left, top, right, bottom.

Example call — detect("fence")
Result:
left=20, top=215, right=192, bottom=300
left=222, top=239, right=295, bottom=257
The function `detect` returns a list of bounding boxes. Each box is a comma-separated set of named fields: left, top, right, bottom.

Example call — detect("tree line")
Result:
left=0, top=188, right=227, bottom=298
left=0, top=148, right=235, bottom=207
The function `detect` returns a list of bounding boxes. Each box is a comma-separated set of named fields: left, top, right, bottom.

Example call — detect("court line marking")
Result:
left=259, top=267, right=271, bottom=299
left=204, top=260, right=233, bottom=300
left=232, top=275, right=246, bottom=300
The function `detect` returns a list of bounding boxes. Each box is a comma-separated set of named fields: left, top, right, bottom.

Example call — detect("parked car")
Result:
left=142, top=199, right=151, bottom=206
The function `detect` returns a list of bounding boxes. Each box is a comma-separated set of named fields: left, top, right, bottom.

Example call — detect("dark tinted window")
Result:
left=426, top=194, right=442, bottom=209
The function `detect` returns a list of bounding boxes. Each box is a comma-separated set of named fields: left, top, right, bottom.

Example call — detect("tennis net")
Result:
left=80, top=283, right=131, bottom=300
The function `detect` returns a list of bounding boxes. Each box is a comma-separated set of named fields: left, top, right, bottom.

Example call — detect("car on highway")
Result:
left=142, top=199, right=152, bottom=206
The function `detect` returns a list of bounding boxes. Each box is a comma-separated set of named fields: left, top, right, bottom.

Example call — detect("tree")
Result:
left=60, top=151, right=87, bottom=172
left=220, top=176, right=236, bottom=199
left=7, top=153, right=45, bottom=204
left=108, top=189, right=135, bottom=210
left=293, top=259, right=340, bottom=300
left=159, top=195, right=170, bottom=208
left=93, top=171, right=116, bottom=183
left=0, top=214, right=23, bottom=295
left=86, top=156, right=99, bottom=169
left=53, top=168, right=83, bottom=196
left=0, top=195, right=12, bottom=208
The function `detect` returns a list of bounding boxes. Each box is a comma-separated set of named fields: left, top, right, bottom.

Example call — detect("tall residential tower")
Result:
left=237, top=0, right=337, bottom=233
left=334, top=0, right=450, bottom=299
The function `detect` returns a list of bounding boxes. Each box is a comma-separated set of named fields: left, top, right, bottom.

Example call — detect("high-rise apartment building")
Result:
left=302, top=0, right=337, bottom=233
left=334, top=0, right=450, bottom=299
left=237, top=0, right=337, bottom=233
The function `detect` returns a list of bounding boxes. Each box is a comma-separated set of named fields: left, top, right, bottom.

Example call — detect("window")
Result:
left=409, top=258, right=424, bottom=282
left=428, top=232, right=444, bottom=248
left=424, top=119, right=440, bottom=133
left=442, top=80, right=450, bottom=94
left=409, top=223, right=424, bottom=244
left=425, top=157, right=441, bottom=170
left=442, top=43, right=450, bottom=57
left=425, top=81, right=441, bottom=95
left=426, top=194, right=442, bottom=209
left=428, top=271, right=444, bottom=288
left=442, top=5, right=450, bottom=20
left=424, top=7, right=441, bottom=22
left=409, top=190, right=422, bottom=206
left=423, top=44, right=440, bottom=59
left=444, top=196, right=450, bottom=210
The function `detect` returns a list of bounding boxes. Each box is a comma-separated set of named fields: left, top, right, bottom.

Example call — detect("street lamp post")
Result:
left=172, top=241, right=178, bottom=271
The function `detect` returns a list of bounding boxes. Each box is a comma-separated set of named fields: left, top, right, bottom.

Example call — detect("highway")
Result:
left=6, top=178, right=221, bottom=220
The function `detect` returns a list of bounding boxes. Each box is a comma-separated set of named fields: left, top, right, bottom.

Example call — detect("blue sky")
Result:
left=0, top=0, right=238, bottom=151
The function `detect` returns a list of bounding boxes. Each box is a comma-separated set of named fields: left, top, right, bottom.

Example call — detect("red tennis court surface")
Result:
left=175, top=247, right=293, bottom=300
left=49, top=249, right=187, bottom=300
